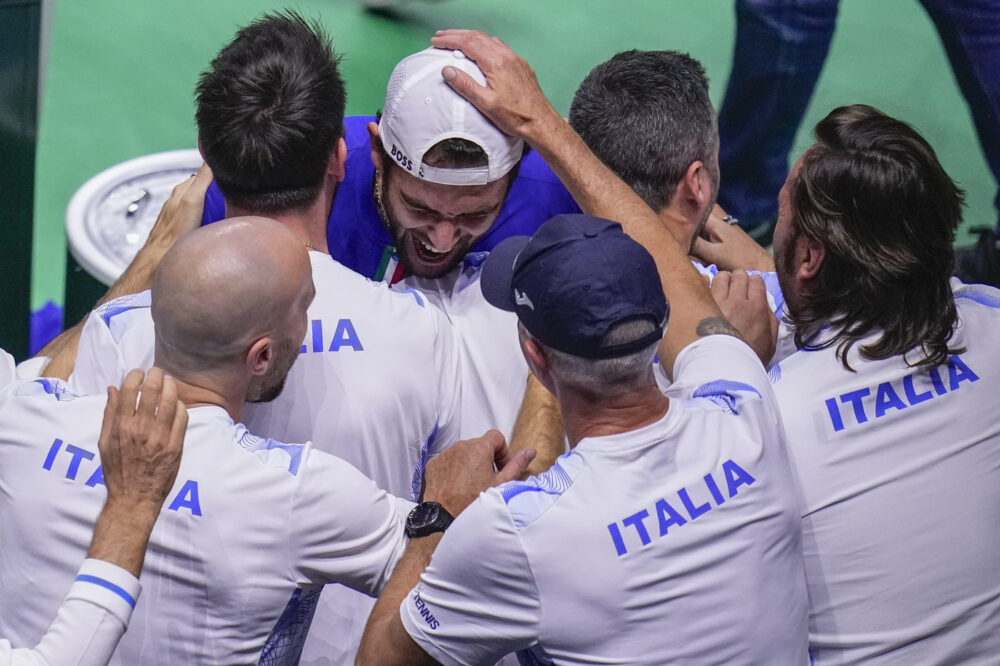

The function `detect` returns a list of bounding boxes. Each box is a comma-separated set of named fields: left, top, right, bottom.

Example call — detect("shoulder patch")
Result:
left=236, top=426, right=305, bottom=476
left=691, top=380, right=763, bottom=415
left=97, top=291, right=152, bottom=325
left=954, top=283, right=1000, bottom=309
left=498, top=451, right=584, bottom=530
left=15, top=377, right=80, bottom=402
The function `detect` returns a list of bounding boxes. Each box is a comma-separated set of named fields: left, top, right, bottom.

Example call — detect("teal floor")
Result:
left=34, top=0, right=996, bottom=312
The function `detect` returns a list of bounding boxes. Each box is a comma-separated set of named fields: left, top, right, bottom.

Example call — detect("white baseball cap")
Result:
left=378, top=47, right=524, bottom=186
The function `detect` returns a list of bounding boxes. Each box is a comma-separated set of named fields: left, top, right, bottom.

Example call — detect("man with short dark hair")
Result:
left=68, top=13, right=463, bottom=664
left=569, top=49, right=719, bottom=251
left=357, top=32, right=807, bottom=665
left=569, top=48, right=782, bottom=366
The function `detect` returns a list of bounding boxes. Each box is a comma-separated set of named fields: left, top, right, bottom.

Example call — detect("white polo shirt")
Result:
left=400, top=335, right=808, bottom=665
left=68, top=251, right=460, bottom=664
left=770, top=278, right=1000, bottom=663
left=0, top=379, right=411, bottom=664
left=399, top=253, right=526, bottom=442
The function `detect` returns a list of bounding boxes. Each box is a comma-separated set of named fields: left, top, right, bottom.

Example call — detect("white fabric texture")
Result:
left=401, top=335, right=808, bottom=665
left=0, top=559, right=139, bottom=666
left=771, top=278, right=1000, bottom=664
left=0, top=384, right=410, bottom=665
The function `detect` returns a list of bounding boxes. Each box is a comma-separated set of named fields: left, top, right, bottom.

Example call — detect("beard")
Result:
left=392, top=224, right=478, bottom=279
left=773, top=224, right=809, bottom=333
left=246, top=336, right=300, bottom=403
left=376, top=168, right=484, bottom=280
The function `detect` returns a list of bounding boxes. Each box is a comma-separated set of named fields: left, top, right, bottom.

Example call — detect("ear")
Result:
left=798, top=235, right=826, bottom=280
left=682, top=160, right=712, bottom=209
left=197, top=139, right=207, bottom=163
left=368, top=122, right=384, bottom=171
left=521, top=337, right=557, bottom=394
left=329, top=137, right=348, bottom=183
left=246, top=337, right=273, bottom=377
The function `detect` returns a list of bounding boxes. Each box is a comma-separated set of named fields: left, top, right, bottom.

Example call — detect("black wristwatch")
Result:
left=405, top=501, right=455, bottom=538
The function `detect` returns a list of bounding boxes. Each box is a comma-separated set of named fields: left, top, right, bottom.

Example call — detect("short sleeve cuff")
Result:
left=66, top=559, right=142, bottom=626
left=398, top=586, right=461, bottom=666
left=671, top=334, right=764, bottom=384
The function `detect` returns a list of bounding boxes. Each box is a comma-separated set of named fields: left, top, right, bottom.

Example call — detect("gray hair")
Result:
left=569, top=50, right=717, bottom=212
left=521, top=319, right=660, bottom=398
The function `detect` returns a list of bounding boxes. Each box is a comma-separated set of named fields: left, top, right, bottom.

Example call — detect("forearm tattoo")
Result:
left=695, top=316, right=743, bottom=339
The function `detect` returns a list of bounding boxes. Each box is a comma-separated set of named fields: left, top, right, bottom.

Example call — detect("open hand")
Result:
left=99, top=368, right=187, bottom=511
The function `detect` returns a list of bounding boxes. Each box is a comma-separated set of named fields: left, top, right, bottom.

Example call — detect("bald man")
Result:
left=0, top=218, right=527, bottom=664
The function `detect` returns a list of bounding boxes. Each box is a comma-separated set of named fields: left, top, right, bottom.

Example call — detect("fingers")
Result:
left=480, top=428, right=507, bottom=462
left=441, top=65, right=488, bottom=105
left=135, top=367, right=164, bottom=437
left=118, top=369, right=145, bottom=421
left=747, top=273, right=766, bottom=305
left=431, top=29, right=494, bottom=61
left=97, top=385, right=121, bottom=459
left=169, top=400, right=188, bottom=456
left=494, top=448, right=536, bottom=486
left=154, top=373, right=178, bottom=440
left=728, top=270, right=750, bottom=300
left=182, top=164, right=213, bottom=207
left=710, top=270, right=731, bottom=301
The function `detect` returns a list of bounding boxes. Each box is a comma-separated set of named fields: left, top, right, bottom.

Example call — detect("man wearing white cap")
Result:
left=199, top=45, right=579, bottom=447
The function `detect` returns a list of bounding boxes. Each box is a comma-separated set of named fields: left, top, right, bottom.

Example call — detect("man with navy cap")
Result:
left=357, top=215, right=807, bottom=662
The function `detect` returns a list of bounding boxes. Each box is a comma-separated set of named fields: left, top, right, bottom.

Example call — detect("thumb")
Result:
left=441, top=66, right=488, bottom=106
left=494, top=448, right=536, bottom=486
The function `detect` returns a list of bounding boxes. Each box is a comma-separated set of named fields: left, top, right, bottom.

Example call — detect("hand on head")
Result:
left=99, top=368, right=187, bottom=511
left=145, top=163, right=214, bottom=250
left=430, top=29, right=559, bottom=140
left=422, top=430, right=536, bottom=516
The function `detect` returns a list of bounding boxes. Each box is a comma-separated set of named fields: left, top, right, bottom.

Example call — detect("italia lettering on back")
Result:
left=823, top=354, right=979, bottom=433
left=299, top=318, right=364, bottom=354
left=606, top=459, right=755, bottom=557
left=41, top=438, right=202, bottom=516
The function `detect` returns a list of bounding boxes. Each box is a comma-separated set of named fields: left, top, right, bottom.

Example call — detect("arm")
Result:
left=0, top=368, right=186, bottom=666
left=40, top=166, right=212, bottom=380
left=357, top=432, right=534, bottom=665
left=430, top=31, right=738, bottom=378
left=508, top=374, right=565, bottom=477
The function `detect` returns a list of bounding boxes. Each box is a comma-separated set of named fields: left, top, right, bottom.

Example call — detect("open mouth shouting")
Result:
left=401, top=231, right=472, bottom=278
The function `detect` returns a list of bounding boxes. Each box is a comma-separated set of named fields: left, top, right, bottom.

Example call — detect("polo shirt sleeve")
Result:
left=0, top=349, right=14, bottom=392
left=0, top=559, right=141, bottom=666
left=668, top=334, right=774, bottom=401
left=288, top=447, right=414, bottom=598
left=400, top=490, right=540, bottom=666
left=69, top=293, right=155, bottom=396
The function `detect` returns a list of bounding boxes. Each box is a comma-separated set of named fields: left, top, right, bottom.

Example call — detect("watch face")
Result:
left=409, top=502, right=441, bottom=528
left=66, top=149, right=203, bottom=286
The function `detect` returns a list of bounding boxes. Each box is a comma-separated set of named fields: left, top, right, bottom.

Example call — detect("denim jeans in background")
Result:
left=717, top=0, right=1000, bottom=232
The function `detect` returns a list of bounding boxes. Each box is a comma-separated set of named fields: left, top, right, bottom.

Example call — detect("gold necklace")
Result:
left=372, top=169, right=393, bottom=236
left=304, top=240, right=316, bottom=250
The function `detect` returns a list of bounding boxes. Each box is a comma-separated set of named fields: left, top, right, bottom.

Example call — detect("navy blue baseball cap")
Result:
left=481, top=214, right=668, bottom=358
